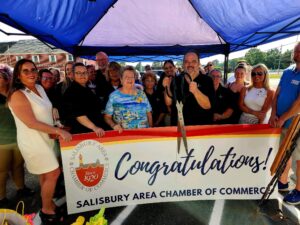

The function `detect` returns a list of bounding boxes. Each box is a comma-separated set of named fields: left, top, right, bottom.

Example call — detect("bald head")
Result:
left=293, top=42, right=300, bottom=64
left=183, top=51, right=200, bottom=78
left=96, top=51, right=109, bottom=72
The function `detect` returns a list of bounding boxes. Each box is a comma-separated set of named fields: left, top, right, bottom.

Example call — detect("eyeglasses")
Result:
left=251, top=71, right=265, bottom=77
left=75, top=71, right=88, bottom=76
left=207, top=64, right=213, bottom=67
left=164, top=66, right=174, bottom=70
left=21, top=69, right=38, bottom=75
left=96, top=58, right=107, bottom=62
left=42, top=77, right=55, bottom=81
left=145, top=79, right=155, bottom=82
left=123, top=76, right=135, bottom=80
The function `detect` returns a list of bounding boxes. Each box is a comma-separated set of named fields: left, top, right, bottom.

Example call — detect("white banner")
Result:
left=60, top=125, right=280, bottom=214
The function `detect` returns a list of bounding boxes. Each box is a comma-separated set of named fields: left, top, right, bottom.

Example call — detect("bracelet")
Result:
left=55, top=128, right=59, bottom=135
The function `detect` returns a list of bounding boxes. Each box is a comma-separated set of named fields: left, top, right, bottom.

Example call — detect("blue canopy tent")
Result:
left=0, top=0, right=300, bottom=65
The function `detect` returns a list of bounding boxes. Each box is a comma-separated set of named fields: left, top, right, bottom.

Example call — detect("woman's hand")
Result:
left=57, top=128, right=72, bottom=142
left=162, top=77, right=171, bottom=88
left=113, top=124, right=123, bottom=133
left=52, top=108, right=60, bottom=121
left=252, top=111, right=266, bottom=123
left=213, top=113, right=223, bottom=121
left=268, top=114, right=278, bottom=127
left=92, top=126, right=105, bottom=137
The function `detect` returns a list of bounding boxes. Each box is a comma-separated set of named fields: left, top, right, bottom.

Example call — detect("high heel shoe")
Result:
left=39, top=210, right=63, bottom=224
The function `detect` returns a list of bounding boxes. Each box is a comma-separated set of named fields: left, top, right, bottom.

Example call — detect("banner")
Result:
left=60, top=124, right=280, bottom=214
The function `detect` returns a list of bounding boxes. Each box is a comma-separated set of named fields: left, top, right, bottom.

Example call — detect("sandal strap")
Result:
left=39, top=210, right=62, bottom=222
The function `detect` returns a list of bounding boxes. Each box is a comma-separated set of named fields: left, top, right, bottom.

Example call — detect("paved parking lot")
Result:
left=4, top=168, right=300, bottom=225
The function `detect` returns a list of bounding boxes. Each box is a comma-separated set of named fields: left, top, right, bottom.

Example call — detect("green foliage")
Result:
left=152, top=61, right=163, bottom=69
left=118, top=62, right=126, bottom=67
left=245, top=48, right=266, bottom=66
left=265, top=48, right=281, bottom=69
left=175, top=60, right=183, bottom=67
left=228, top=57, right=245, bottom=72
left=280, top=49, right=292, bottom=69
left=135, top=62, right=142, bottom=71
left=210, top=48, right=293, bottom=72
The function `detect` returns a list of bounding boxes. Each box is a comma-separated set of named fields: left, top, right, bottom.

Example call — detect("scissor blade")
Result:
left=177, top=137, right=181, bottom=154
left=176, top=101, right=188, bottom=154
left=181, top=127, right=188, bottom=154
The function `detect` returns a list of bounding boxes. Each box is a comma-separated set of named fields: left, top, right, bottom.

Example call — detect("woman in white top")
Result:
left=8, top=59, right=72, bottom=224
left=239, top=64, right=274, bottom=124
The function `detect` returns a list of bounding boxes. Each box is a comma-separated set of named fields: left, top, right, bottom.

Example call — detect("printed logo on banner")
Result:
left=69, top=140, right=109, bottom=192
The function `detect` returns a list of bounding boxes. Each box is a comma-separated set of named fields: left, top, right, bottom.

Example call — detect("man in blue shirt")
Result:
left=269, top=42, right=300, bottom=205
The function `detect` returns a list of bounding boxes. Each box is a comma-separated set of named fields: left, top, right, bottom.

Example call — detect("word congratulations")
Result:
left=115, top=146, right=272, bottom=185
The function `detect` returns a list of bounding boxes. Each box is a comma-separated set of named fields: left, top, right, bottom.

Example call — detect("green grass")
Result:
left=269, top=72, right=282, bottom=79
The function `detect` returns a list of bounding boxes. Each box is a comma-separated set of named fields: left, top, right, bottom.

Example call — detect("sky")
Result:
left=201, top=35, right=299, bottom=64
left=0, top=22, right=299, bottom=65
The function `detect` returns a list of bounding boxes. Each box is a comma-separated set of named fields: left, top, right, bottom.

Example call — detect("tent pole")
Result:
left=223, top=44, right=230, bottom=84
left=224, top=53, right=229, bottom=84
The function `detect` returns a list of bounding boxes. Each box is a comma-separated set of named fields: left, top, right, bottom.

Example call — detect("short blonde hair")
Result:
left=142, top=71, right=157, bottom=85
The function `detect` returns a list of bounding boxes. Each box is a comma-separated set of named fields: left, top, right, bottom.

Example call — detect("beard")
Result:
left=293, top=55, right=300, bottom=63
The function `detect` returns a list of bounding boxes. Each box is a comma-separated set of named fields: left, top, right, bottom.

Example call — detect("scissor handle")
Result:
left=183, top=72, right=192, bottom=83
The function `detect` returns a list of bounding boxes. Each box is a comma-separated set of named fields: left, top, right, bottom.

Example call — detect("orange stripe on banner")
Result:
left=59, top=124, right=280, bottom=148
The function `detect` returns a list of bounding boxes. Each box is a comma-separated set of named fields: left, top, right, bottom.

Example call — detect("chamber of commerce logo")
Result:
left=69, top=140, right=109, bottom=192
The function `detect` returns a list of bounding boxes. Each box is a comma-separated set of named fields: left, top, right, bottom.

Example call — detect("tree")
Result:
left=212, top=59, right=219, bottom=66
left=152, top=61, right=163, bottom=70
left=135, top=62, right=142, bottom=71
left=118, top=62, right=126, bottom=67
left=175, top=60, right=183, bottom=67
left=280, top=49, right=293, bottom=69
left=245, top=48, right=266, bottom=66
left=228, top=57, right=245, bottom=72
left=265, top=48, right=281, bottom=69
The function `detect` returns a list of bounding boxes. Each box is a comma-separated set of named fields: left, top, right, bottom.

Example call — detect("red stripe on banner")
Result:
left=59, top=124, right=280, bottom=148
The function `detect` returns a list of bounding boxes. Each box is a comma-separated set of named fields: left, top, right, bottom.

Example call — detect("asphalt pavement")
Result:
left=3, top=168, right=300, bottom=225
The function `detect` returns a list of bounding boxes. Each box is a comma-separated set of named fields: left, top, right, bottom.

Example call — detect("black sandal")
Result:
left=39, top=210, right=63, bottom=224
left=56, top=204, right=67, bottom=215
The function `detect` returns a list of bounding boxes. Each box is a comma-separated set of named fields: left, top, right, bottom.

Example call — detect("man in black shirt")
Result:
left=95, top=51, right=110, bottom=110
left=163, top=51, right=215, bottom=125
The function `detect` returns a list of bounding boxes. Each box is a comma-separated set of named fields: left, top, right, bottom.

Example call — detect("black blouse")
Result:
left=63, top=81, right=107, bottom=134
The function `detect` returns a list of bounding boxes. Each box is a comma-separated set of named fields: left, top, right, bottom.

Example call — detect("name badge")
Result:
left=291, top=79, right=300, bottom=85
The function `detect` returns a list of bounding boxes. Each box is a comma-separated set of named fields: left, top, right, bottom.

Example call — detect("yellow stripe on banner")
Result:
left=61, top=146, right=74, bottom=151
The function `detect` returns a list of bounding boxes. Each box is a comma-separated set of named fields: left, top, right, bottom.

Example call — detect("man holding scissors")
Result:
left=163, top=50, right=215, bottom=126
left=269, top=42, right=300, bottom=204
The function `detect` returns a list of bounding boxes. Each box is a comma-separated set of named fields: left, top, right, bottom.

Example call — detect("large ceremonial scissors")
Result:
left=175, top=72, right=193, bottom=154
left=165, top=72, right=192, bottom=154
left=176, top=100, right=188, bottom=154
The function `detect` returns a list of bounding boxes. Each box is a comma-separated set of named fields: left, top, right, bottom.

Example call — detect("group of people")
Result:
left=1, top=42, right=300, bottom=224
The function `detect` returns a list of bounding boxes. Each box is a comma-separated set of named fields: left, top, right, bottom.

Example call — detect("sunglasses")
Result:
left=42, top=77, right=55, bottom=81
left=251, top=71, right=265, bottom=77
left=22, top=69, right=38, bottom=75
